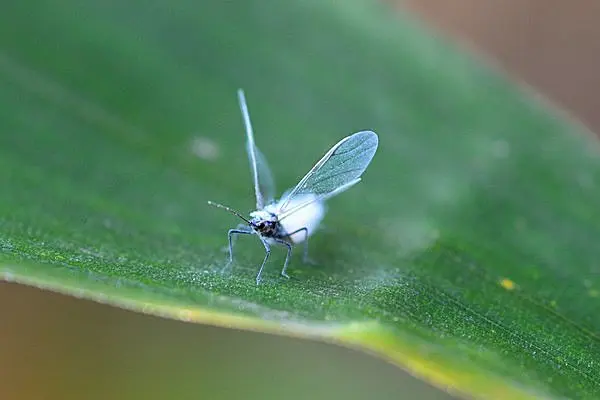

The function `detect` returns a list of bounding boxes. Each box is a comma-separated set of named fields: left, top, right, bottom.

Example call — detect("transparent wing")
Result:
left=277, top=130, right=378, bottom=218
left=238, top=89, right=276, bottom=209
left=247, top=141, right=275, bottom=205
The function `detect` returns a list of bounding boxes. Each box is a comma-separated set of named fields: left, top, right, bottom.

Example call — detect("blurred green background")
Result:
left=2, top=0, right=600, bottom=399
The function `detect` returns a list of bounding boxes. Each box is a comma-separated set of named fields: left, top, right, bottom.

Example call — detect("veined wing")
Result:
left=238, top=89, right=275, bottom=209
left=277, top=130, right=378, bottom=218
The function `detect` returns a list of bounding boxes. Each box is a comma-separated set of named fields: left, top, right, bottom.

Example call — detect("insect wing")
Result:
left=247, top=141, right=275, bottom=205
left=238, top=89, right=276, bottom=209
left=277, top=130, right=378, bottom=217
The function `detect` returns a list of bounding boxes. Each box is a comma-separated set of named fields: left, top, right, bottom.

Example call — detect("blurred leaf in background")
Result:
left=1, top=0, right=599, bottom=399
left=0, top=283, right=452, bottom=400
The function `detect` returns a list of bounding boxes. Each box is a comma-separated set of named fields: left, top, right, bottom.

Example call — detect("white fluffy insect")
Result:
left=208, top=89, right=378, bottom=284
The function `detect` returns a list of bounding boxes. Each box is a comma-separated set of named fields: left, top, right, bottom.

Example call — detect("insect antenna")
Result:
left=207, top=201, right=251, bottom=224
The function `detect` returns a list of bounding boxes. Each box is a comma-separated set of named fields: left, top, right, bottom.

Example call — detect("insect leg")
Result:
left=225, top=227, right=253, bottom=271
left=224, top=223, right=251, bottom=252
left=274, top=238, right=293, bottom=279
left=283, top=227, right=316, bottom=265
left=256, top=237, right=271, bottom=285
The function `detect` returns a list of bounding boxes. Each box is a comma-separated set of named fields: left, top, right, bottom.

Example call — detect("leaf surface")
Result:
left=1, top=1, right=599, bottom=398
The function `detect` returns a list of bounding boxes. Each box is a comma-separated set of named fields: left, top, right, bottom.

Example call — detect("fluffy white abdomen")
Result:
left=266, top=194, right=326, bottom=244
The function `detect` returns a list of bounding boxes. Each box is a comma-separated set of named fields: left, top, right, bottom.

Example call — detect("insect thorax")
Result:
left=249, top=209, right=281, bottom=237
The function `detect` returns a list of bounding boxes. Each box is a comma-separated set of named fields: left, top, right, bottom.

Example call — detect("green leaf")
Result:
left=1, top=1, right=599, bottom=398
